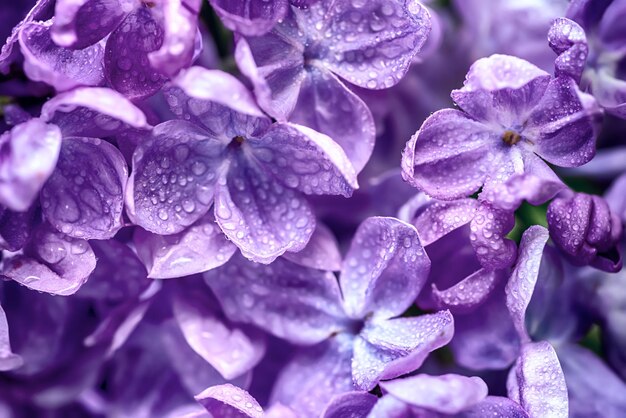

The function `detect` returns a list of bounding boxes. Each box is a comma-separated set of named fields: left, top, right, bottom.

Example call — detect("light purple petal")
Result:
left=322, top=392, right=378, bottom=418
left=41, top=137, right=127, bottom=239
left=401, top=109, right=496, bottom=200
left=172, top=285, right=266, bottom=380
left=195, top=384, right=263, bottom=418
left=432, top=268, right=504, bottom=314
left=282, top=223, right=343, bottom=271
left=367, top=395, right=413, bottom=418
left=548, top=18, right=588, bottom=82
left=0, top=119, right=61, bottom=211
left=19, top=20, right=105, bottom=91
left=51, top=0, right=126, bottom=49
left=457, top=396, right=529, bottom=418
left=0, top=303, right=23, bottom=371
left=209, top=0, right=288, bottom=36
left=341, top=217, right=430, bottom=320
left=253, top=122, right=358, bottom=197
left=2, top=223, right=96, bottom=295
left=380, top=374, right=488, bottom=414
left=353, top=311, right=454, bottom=391
left=411, top=198, right=478, bottom=246
left=214, top=153, right=315, bottom=263
left=508, top=341, right=568, bottom=418
left=127, top=120, right=223, bottom=235
left=505, top=226, right=550, bottom=342
left=301, top=0, right=431, bottom=89
left=469, top=202, right=517, bottom=269
left=134, top=214, right=237, bottom=279
left=104, top=8, right=167, bottom=99
left=204, top=254, right=346, bottom=345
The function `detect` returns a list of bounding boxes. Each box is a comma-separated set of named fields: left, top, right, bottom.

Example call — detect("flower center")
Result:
left=502, top=130, right=521, bottom=146
left=230, top=135, right=245, bottom=147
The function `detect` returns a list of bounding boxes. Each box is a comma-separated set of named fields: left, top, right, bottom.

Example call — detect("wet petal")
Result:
left=52, top=0, right=126, bottom=49
left=322, top=392, right=377, bottom=418
left=41, top=137, right=128, bottom=239
left=253, top=122, right=358, bottom=197
left=0, top=303, right=23, bottom=371
left=214, top=154, right=315, bottom=263
left=353, top=311, right=454, bottom=391
left=379, top=374, right=488, bottom=414
left=208, top=0, right=288, bottom=36
left=411, top=198, right=478, bottom=246
left=469, top=202, right=517, bottom=270
left=0, top=119, right=62, bottom=212
left=127, top=120, right=223, bottom=235
left=457, top=396, right=529, bottom=418
left=19, top=20, right=105, bottom=91
left=432, top=268, right=504, bottom=314
left=341, top=217, right=430, bottom=320
left=104, top=8, right=167, bottom=99
left=2, top=223, right=96, bottom=295
left=282, top=223, right=342, bottom=271
left=508, top=341, right=568, bottom=418
left=401, top=109, right=496, bottom=200
left=135, top=215, right=237, bottom=279
left=205, top=254, right=345, bottom=345
left=505, top=226, right=550, bottom=342
left=195, top=384, right=263, bottom=417
left=548, top=18, right=588, bottom=82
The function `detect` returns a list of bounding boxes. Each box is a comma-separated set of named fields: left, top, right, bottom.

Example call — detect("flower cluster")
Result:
left=1, top=0, right=625, bottom=417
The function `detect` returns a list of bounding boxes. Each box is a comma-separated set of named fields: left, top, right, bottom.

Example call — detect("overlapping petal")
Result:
left=282, top=223, right=342, bottom=272
left=208, top=0, right=288, bottom=36
left=322, top=392, right=377, bottom=418
left=431, top=268, right=503, bottom=313
left=195, top=384, right=263, bottom=418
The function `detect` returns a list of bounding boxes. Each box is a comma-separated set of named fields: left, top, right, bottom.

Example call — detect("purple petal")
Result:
left=41, top=137, right=127, bottom=239
left=19, top=20, right=105, bottom=90
left=304, top=0, right=431, bottom=89
left=0, top=119, right=61, bottom=212
left=104, top=8, right=167, bottom=99
left=508, top=341, right=568, bottom=418
left=127, top=120, right=223, bottom=235
left=505, top=226, right=550, bottom=342
left=401, top=109, right=495, bottom=200
left=271, top=335, right=355, bottom=417
left=172, top=285, right=266, bottom=380
left=469, top=202, right=517, bottom=269
left=457, top=396, right=529, bottom=418
left=548, top=18, right=588, bottom=82
left=0, top=303, right=23, bottom=371
left=253, top=122, right=358, bottom=197
left=204, top=254, right=345, bottom=345
left=432, top=268, right=504, bottom=314
left=195, top=384, right=263, bottom=418
left=214, top=153, right=315, bottom=263
left=282, top=223, right=343, bottom=271
left=134, top=214, right=236, bottom=279
left=41, top=87, right=150, bottom=137
left=380, top=374, right=488, bottom=414
left=2, top=223, right=96, bottom=295
left=51, top=0, right=126, bottom=49
left=0, top=206, right=37, bottom=252
left=367, top=395, right=413, bottom=418
left=208, top=0, right=288, bottom=36
left=321, top=392, right=377, bottom=418
left=411, top=198, right=478, bottom=246
left=341, top=217, right=430, bottom=320
left=353, top=311, right=454, bottom=391
left=598, top=0, right=626, bottom=47
left=607, top=172, right=626, bottom=223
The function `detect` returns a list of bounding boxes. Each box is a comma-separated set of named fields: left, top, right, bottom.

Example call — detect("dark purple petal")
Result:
left=505, top=225, right=549, bottom=342
left=598, top=0, right=626, bottom=47
left=271, top=335, right=355, bottom=417
left=104, top=8, right=167, bottom=99
left=41, top=137, right=127, bottom=239
left=411, top=198, right=478, bottom=246
left=205, top=254, right=346, bottom=345
left=19, top=20, right=105, bottom=90
left=321, top=392, right=377, bottom=418
left=457, top=396, right=529, bottom=418
left=40, top=87, right=150, bottom=138
left=51, top=0, right=126, bottom=49
left=172, top=285, right=266, bottom=380
left=606, top=172, right=626, bottom=224
left=508, top=341, right=568, bottom=418
left=548, top=18, right=588, bottom=82
left=214, top=153, right=315, bottom=263
left=0, top=206, right=37, bottom=252
left=195, top=384, right=263, bottom=417
left=353, top=311, right=454, bottom=390
left=2, top=223, right=96, bottom=295
left=0, top=303, right=23, bottom=371
left=282, top=223, right=342, bottom=271
left=401, top=109, right=496, bottom=200
left=379, top=374, right=488, bottom=414
left=432, top=268, right=503, bottom=314
left=209, top=0, right=288, bottom=36
left=127, top=120, right=223, bottom=235
left=469, top=202, right=517, bottom=269
left=341, top=217, right=430, bottom=320
left=0, top=119, right=62, bottom=212
left=253, top=122, right=358, bottom=197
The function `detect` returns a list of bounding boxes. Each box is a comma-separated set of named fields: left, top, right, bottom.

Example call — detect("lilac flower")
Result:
left=205, top=217, right=453, bottom=416
left=235, top=0, right=432, bottom=172
left=127, top=67, right=358, bottom=263
left=16, top=0, right=200, bottom=98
